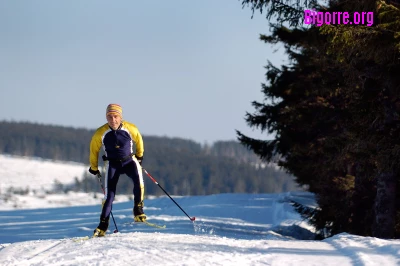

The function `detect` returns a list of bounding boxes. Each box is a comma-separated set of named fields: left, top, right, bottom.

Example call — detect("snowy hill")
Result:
left=1, top=232, right=399, bottom=266
left=0, top=154, right=131, bottom=210
left=0, top=154, right=399, bottom=265
left=0, top=154, right=86, bottom=191
left=1, top=193, right=400, bottom=265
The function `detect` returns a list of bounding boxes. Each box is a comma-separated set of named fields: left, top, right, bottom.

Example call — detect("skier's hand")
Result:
left=88, top=167, right=100, bottom=176
left=136, top=156, right=143, bottom=166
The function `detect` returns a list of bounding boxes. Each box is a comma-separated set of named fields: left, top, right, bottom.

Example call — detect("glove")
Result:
left=136, top=156, right=143, bottom=166
left=89, top=167, right=100, bottom=176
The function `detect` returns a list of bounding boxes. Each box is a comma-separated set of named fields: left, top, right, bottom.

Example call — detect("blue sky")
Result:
left=0, top=0, right=287, bottom=144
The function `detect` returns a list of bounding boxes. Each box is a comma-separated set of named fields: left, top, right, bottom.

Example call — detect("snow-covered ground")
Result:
left=0, top=154, right=131, bottom=210
left=0, top=154, right=399, bottom=265
left=0, top=154, right=87, bottom=191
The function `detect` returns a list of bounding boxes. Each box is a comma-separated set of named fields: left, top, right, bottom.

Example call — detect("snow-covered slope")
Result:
left=1, top=232, right=399, bottom=266
left=0, top=154, right=130, bottom=210
left=0, top=192, right=399, bottom=266
left=0, top=154, right=86, bottom=191
left=0, top=154, right=399, bottom=266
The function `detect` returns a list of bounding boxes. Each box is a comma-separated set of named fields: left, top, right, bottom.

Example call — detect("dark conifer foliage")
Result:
left=241, top=0, right=320, bottom=26
left=0, top=121, right=94, bottom=162
left=238, top=0, right=400, bottom=238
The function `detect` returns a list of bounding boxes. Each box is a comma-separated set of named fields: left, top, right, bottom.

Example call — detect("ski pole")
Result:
left=142, top=168, right=195, bottom=222
left=96, top=173, right=119, bottom=233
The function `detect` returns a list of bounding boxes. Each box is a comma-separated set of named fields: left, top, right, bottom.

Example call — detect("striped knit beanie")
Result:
left=106, top=104, right=123, bottom=117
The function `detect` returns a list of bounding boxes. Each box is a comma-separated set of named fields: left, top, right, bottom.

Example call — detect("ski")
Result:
left=72, top=231, right=118, bottom=242
left=72, top=221, right=165, bottom=241
left=72, top=233, right=114, bottom=242
left=142, top=220, right=166, bottom=229
left=72, top=236, right=91, bottom=242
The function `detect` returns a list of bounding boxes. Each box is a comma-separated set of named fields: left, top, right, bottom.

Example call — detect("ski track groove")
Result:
left=20, top=240, right=67, bottom=265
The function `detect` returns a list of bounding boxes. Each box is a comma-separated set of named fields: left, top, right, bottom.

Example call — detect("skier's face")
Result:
left=106, top=114, right=122, bottom=130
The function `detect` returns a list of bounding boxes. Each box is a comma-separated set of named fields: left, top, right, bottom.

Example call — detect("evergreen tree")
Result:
left=319, top=0, right=400, bottom=238
left=238, top=0, right=400, bottom=238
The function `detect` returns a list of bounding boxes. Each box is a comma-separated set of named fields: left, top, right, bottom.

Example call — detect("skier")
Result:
left=88, top=103, right=146, bottom=237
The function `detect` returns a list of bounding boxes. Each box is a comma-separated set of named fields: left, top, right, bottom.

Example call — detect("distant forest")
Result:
left=0, top=121, right=300, bottom=195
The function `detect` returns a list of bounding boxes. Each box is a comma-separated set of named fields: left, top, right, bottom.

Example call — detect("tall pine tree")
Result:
left=238, top=0, right=400, bottom=238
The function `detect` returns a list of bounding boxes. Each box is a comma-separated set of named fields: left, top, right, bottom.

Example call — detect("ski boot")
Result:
left=133, top=201, right=147, bottom=222
left=93, top=217, right=109, bottom=237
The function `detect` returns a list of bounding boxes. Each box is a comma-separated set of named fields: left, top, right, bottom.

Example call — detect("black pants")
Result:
left=100, top=157, right=144, bottom=220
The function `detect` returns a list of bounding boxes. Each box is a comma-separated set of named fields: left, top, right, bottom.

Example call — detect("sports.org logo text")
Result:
left=304, top=10, right=374, bottom=27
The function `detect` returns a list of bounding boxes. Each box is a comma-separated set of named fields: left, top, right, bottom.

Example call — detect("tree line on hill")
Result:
left=238, top=0, right=400, bottom=239
left=0, top=121, right=299, bottom=196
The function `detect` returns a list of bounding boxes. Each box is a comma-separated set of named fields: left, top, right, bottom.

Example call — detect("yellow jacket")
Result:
left=89, top=121, right=144, bottom=171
